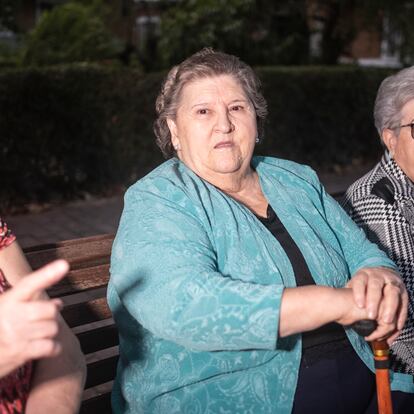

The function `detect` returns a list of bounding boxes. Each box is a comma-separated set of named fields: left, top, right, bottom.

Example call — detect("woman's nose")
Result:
left=215, top=110, right=234, bottom=133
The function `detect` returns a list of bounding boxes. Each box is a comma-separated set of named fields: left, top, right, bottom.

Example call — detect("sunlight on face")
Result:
left=167, top=75, right=257, bottom=183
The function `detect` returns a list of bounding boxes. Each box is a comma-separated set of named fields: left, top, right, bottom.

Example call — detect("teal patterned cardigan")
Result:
left=108, top=156, right=413, bottom=414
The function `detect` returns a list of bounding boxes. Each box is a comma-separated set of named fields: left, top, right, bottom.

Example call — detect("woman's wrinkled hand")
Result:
left=345, top=267, right=408, bottom=343
left=0, top=260, right=68, bottom=378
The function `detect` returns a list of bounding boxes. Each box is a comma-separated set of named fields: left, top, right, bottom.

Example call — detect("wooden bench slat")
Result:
left=72, top=317, right=114, bottom=335
left=85, top=355, right=119, bottom=389
left=47, top=264, right=110, bottom=297
left=62, top=297, right=112, bottom=327
left=82, top=380, right=114, bottom=401
left=24, top=233, right=114, bottom=253
left=85, top=346, right=118, bottom=365
left=25, top=234, right=113, bottom=270
left=78, top=324, right=119, bottom=355
left=80, top=392, right=112, bottom=414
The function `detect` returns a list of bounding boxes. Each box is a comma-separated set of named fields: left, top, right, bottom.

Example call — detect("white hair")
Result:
left=374, top=66, right=414, bottom=144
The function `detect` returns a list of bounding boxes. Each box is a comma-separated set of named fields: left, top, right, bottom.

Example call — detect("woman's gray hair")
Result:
left=374, top=66, right=414, bottom=143
left=154, top=48, right=268, bottom=158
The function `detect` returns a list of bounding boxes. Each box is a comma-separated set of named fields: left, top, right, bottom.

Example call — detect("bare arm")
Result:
left=279, top=279, right=406, bottom=342
left=0, top=239, right=31, bottom=279
left=0, top=242, right=86, bottom=414
left=26, top=322, right=86, bottom=414
left=279, top=285, right=366, bottom=338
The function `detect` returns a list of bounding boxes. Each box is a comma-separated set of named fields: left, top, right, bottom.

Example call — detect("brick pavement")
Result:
left=7, top=196, right=123, bottom=248
left=7, top=165, right=372, bottom=249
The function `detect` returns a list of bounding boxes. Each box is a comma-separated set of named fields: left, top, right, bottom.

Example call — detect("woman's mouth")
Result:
left=214, top=141, right=234, bottom=149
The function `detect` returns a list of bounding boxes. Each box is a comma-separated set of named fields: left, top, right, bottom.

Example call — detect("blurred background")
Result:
left=1, top=0, right=413, bottom=216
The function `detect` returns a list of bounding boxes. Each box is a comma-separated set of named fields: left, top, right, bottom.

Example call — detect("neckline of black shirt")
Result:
left=255, top=204, right=350, bottom=364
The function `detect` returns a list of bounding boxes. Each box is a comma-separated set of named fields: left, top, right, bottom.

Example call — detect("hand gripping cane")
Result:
left=352, top=320, right=393, bottom=414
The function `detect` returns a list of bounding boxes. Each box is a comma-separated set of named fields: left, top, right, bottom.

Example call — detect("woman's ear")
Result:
left=382, top=128, right=397, bottom=157
left=167, top=118, right=180, bottom=150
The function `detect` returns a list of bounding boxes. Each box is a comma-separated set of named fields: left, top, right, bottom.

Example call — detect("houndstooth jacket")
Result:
left=342, top=153, right=414, bottom=375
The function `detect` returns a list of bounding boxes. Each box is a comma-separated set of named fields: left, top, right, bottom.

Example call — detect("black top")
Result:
left=256, top=204, right=351, bottom=364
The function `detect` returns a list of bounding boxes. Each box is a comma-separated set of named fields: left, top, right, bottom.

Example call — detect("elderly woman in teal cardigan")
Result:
left=108, top=49, right=412, bottom=414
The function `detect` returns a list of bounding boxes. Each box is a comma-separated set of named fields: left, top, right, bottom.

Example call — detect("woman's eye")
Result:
left=231, top=105, right=243, bottom=111
left=197, top=108, right=209, bottom=115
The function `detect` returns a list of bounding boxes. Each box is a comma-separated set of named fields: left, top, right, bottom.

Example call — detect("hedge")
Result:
left=258, top=66, right=393, bottom=166
left=0, top=64, right=394, bottom=211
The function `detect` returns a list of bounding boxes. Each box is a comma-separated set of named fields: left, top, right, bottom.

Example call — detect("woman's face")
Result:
left=167, top=75, right=257, bottom=183
left=383, top=98, right=414, bottom=181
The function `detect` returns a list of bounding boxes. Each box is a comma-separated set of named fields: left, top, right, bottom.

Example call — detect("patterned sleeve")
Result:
left=318, top=183, right=397, bottom=275
left=342, top=188, right=414, bottom=375
left=110, top=189, right=283, bottom=352
left=342, top=185, right=407, bottom=267
left=0, top=217, right=16, bottom=251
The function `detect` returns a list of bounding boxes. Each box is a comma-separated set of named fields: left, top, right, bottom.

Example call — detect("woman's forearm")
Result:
left=0, top=240, right=86, bottom=411
left=0, top=241, right=32, bottom=281
left=26, top=319, right=86, bottom=414
left=279, top=285, right=367, bottom=338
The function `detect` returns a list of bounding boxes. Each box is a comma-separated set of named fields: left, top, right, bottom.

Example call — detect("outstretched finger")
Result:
left=386, top=329, right=401, bottom=346
left=397, top=289, right=408, bottom=331
left=365, top=277, right=384, bottom=320
left=27, top=339, right=62, bottom=361
left=365, top=322, right=397, bottom=342
left=26, top=300, right=62, bottom=322
left=347, top=272, right=368, bottom=309
left=379, top=282, right=402, bottom=325
left=11, top=260, right=69, bottom=302
left=26, top=320, right=60, bottom=340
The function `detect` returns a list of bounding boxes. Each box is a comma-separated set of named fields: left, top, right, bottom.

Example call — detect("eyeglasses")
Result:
left=398, top=122, right=414, bottom=139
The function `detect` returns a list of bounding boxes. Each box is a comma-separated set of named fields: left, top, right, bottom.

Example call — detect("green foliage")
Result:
left=158, top=0, right=251, bottom=66
left=0, top=65, right=394, bottom=210
left=21, top=1, right=122, bottom=66
left=158, top=0, right=309, bottom=67
left=242, top=0, right=310, bottom=65
left=0, top=40, right=21, bottom=69
left=257, top=66, right=394, bottom=166
left=0, top=0, right=22, bottom=68
left=0, top=64, right=162, bottom=210
left=0, top=0, right=20, bottom=32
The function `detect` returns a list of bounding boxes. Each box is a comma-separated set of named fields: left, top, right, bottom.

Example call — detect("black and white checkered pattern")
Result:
left=342, top=154, right=414, bottom=375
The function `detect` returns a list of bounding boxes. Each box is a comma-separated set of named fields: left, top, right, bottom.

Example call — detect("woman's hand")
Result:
left=0, top=260, right=68, bottom=378
left=279, top=270, right=406, bottom=342
left=345, top=267, right=408, bottom=343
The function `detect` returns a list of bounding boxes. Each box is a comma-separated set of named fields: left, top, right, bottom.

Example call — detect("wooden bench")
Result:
left=24, top=234, right=116, bottom=414
left=21, top=190, right=346, bottom=413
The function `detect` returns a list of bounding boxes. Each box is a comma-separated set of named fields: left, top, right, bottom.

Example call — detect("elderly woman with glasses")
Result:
left=109, top=49, right=413, bottom=414
left=343, top=66, right=414, bottom=398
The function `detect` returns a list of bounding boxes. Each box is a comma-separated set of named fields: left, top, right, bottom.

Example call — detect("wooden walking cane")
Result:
left=352, top=320, right=393, bottom=414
